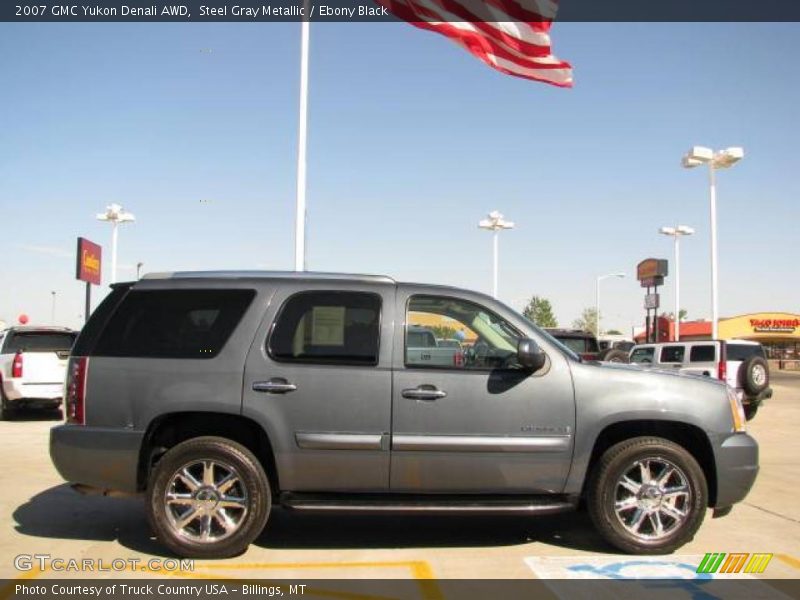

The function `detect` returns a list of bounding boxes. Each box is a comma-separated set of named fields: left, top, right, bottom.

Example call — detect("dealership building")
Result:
left=635, top=312, right=800, bottom=360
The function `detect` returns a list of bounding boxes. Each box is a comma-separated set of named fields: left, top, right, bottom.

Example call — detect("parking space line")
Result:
left=776, top=554, right=800, bottom=571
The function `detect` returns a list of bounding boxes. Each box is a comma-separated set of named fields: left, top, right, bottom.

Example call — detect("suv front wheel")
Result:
left=587, top=437, right=707, bottom=554
left=146, top=436, right=272, bottom=558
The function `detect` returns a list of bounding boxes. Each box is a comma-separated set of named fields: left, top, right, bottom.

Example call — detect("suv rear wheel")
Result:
left=587, top=437, right=707, bottom=554
left=146, top=436, right=271, bottom=558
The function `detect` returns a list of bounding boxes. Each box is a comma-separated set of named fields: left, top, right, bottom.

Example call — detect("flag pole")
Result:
left=294, top=10, right=310, bottom=271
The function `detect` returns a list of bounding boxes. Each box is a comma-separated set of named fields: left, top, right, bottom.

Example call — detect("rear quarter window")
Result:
left=92, top=289, right=255, bottom=359
left=689, top=345, right=716, bottom=362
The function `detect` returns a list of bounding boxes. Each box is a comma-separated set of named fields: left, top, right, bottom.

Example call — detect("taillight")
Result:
left=454, top=351, right=464, bottom=367
left=718, top=343, right=727, bottom=382
left=11, top=352, right=23, bottom=378
left=66, top=357, right=88, bottom=425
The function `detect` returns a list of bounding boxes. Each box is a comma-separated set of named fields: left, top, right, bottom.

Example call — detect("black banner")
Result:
left=3, top=579, right=800, bottom=600
left=3, top=0, right=800, bottom=22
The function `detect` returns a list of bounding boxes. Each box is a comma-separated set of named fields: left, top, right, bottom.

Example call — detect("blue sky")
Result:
left=1, top=22, right=798, bottom=332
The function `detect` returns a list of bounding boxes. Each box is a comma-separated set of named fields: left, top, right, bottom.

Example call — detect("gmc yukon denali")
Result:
left=50, top=271, right=759, bottom=558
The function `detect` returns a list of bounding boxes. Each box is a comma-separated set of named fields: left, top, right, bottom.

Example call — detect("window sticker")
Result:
left=311, top=306, right=346, bottom=346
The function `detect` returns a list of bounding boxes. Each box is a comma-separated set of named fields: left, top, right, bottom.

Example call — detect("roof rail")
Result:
left=141, top=271, right=396, bottom=284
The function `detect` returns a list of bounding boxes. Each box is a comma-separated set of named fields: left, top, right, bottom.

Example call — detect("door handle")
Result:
left=253, top=378, right=297, bottom=394
left=402, top=386, right=447, bottom=401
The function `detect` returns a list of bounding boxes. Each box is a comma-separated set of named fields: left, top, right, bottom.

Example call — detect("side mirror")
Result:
left=517, top=338, right=546, bottom=372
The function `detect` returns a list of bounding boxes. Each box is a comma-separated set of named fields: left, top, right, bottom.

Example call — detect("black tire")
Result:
left=587, top=437, right=707, bottom=554
left=739, top=356, right=769, bottom=397
left=600, top=349, right=630, bottom=363
left=146, top=436, right=271, bottom=559
left=0, top=393, right=13, bottom=421
left=744, top=402, right=759, bottom=421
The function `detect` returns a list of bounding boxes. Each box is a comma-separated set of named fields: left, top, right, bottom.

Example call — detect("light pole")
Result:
left=96, top=204, right=136, bottom=285
left=682, top=146, right=743, bottom=339
left=478, top=211, right=515, bottom=298
left=136, top=262, right=144, bottom=279
left=659, top=225, right=694, bottom=341
left=51, top=291, right=56, bottom=324
left=596, top=273, right=625, bottom=339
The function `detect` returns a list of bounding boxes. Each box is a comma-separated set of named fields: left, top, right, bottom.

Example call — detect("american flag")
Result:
left=377, top=0, right=573, bottom=87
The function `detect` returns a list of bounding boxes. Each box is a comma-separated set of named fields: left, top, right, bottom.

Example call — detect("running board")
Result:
left=279, top=493, right=576, bottom=515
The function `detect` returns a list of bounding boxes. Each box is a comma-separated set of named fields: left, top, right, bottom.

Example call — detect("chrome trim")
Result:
left=286, top=502, right=572, bottom=514
left=392, top=434, right=570, bottom=453
left=295, top=432, right=384, bottom=451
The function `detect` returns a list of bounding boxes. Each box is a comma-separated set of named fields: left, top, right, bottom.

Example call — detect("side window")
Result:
left=630, top=347, right=655, bottom=364
left=689, top=345, right=716, bottom=362
left=92, top=289, right=255, bottom=359
left=268, top=291, right=381, bottom=366
left=660, top=345, right=686, bottom=363
left=406, top=295, right=520, bottom=370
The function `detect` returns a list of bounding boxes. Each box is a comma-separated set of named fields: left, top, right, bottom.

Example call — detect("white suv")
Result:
left=629, top=340, right=771, bottom=420
left=0, top=326, right=77, bottom=418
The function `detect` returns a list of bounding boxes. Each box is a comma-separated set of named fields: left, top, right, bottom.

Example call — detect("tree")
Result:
left=666, top=309, right=689, bottom=322
left=522, top=296, right=558, bottom=328
left=606, top=329, right=623, bottom=335
left=573, top=307, right=598, bottom=334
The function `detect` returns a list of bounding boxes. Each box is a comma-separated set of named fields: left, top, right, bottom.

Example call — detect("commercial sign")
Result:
left=76, top=237, right=102, bottom=285
left=644, top=294, right=660, bottom=310
left=749, top=318, right=800, bottom=334
left=637, top=258, right=668, bottom=288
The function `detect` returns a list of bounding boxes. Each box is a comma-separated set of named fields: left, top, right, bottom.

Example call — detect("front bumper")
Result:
left=50, top=424, right=145, bottom=493
left=713, top=432, right=759, bottom=508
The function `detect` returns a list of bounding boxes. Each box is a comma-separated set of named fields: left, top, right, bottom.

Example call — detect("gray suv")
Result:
left=50, top=272, right=758, bottom=558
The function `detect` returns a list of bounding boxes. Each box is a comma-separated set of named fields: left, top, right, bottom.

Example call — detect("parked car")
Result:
left=629, top=340, right=771, bottom=420
left=0, top=326, right=77, bottom=418
left=406, top=326, right=464, bottom=367
left=51, top=272, right=758, bottom=558
left=546, top=329, right=629, bottom=362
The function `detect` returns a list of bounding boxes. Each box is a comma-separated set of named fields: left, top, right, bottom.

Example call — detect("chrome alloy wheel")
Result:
left=752, top=364, right=767, bottom=387
left=165, top=459, right=249, bottom=542
left=614, top=458, right=691, bottom=541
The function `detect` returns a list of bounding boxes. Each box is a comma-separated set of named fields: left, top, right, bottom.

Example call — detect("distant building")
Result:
left=635, top=312, right=800, bottom=359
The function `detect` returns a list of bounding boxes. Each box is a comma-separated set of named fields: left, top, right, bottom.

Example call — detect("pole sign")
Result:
left=644, top=293, right=660, bottom=310
left=76, top=237, right=102, bottom=285
left=637, top=258, right=668, bottom=288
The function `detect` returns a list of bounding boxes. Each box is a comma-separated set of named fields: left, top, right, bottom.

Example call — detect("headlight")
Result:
left=728, top=385, right=746, bottom=433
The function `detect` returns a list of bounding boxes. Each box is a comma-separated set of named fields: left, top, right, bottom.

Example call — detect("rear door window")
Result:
left=92, top=289, right=255, bottom=358
left=660, top=345, right=686, bottom=363
left=268, top=291, right=381, bottom=366
left=689, top=345, right=716, bottom=362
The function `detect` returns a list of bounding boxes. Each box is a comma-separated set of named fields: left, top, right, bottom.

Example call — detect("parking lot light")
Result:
left=659, top=225, right=694, bottom=341
left=96, top=203, right=135, bottom=284
left=682, top=145, right=744, bottom=339
left=478, top=211, right=515, bottom=298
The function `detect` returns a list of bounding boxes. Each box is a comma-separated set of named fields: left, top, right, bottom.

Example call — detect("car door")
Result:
left=390, top=286, right=576, bottom=494
left=684, top=343, right=718, bottom=378
left=242, top=281, right=394, bottom=492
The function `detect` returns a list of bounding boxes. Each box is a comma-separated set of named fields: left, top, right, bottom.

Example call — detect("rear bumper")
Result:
left=3, top=379, right=63, bottom=401
left=50, top=425, right=144, bottom=493
left=713, top=432, right=759, bottom=508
